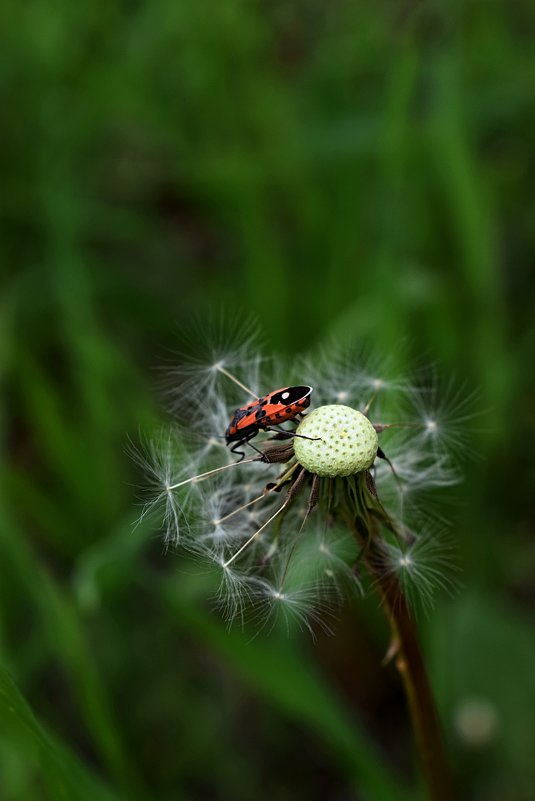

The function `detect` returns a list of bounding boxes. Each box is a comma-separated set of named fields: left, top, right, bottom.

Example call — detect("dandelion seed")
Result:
left=223, top=500, right=290, bottom=568
left=213, top=491, right=270, bottom=526
left=167, top=457, right=260, bottom=491
left=376, top=529, right=460, bottom=614
left=213, top=361, right=257, bottom=399
left=161, top=315, right=265, bottom=422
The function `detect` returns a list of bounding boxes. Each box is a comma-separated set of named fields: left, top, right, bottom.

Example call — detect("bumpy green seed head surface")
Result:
left=294, top=405, right=378, bottom=477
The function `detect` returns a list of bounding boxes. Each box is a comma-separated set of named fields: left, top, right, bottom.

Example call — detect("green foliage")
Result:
left=0, top=664, right=123, bottom=801
left=1, top=1, right=533, bottom=799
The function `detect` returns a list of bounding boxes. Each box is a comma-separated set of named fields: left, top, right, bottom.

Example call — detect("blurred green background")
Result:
left=1, top=1, right=534, bottom=800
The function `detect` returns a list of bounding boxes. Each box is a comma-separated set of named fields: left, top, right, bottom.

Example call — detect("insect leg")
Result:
left=245, top=440, right=265, bottom=457
left=233, top=430, right=265, bottom=459
left=229, top=440, right=247, bottom=461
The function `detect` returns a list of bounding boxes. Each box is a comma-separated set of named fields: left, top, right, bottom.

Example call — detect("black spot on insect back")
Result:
left=255, top=409, right=266, bottom=420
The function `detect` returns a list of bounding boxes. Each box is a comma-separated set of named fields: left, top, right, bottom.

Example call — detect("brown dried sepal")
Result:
left=260, top=441, right=295, bottom=464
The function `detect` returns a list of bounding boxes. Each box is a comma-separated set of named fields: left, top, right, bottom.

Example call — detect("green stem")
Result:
left=342, top=476, right=455, bottom=801
left=366, top=543, right=455, bottom=801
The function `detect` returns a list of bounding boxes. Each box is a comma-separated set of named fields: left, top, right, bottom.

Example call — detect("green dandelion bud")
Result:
left=294, top=405, right=379, bottom=477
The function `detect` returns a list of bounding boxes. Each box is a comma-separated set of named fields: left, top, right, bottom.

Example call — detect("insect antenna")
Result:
left=265, top=427, right=321, bottom=442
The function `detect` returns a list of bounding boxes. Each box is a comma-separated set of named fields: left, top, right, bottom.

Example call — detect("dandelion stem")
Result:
left=349, top=513, right=455, bottom=801
left=215, top=365, right=258, bottom=398
left=167, top=458, right=259, bottom=490
left=375, top=565, right=454, bottom=801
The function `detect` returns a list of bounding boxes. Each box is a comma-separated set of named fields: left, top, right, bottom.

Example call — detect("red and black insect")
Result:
left=225, top=385, right=313, bottom=460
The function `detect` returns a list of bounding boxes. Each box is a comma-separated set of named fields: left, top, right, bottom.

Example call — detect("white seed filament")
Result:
left=167, top=458, right=259, bottom=491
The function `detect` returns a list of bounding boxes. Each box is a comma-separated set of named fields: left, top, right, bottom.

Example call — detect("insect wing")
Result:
left=267, top=386, right=312, bottom=406
left=261, top=385, right=312, bottom=424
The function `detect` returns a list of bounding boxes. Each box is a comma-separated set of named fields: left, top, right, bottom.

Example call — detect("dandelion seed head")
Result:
left=134, top=327, right=469, bottom=631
